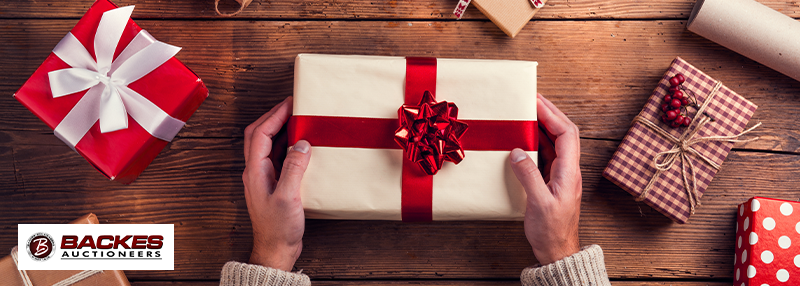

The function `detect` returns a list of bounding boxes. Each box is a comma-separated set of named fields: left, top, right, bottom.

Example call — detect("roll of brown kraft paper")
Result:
left=687, top=0, right=800, bottom=81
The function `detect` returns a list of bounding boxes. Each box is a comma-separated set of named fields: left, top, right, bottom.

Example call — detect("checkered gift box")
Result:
left=603, top=57, right=758, bottom=224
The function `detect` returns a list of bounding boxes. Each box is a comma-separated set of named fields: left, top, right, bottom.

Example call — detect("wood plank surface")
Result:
left=1, top=0, right=800, bottom=20
left=3, top=0, right=799, bottom=285
left=1, top=20, right=798, bottom=153
left=130, top=281, right=730, bottom=285
left=2, top=137, right=797, bottom=281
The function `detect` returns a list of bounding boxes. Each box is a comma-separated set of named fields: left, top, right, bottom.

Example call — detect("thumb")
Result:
left=510, top=148, right=551, bottom=205
left=275, top=140, right=312, bottom=198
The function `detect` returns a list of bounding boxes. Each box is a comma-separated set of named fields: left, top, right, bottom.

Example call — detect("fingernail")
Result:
left=511, top=148, right=528, bottom=163
left=293, top=140, right=310, bottom=154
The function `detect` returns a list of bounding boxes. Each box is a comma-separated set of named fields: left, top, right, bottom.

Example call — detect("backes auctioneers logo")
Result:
left=26, top=232, right=55, bottom=261
left=18, top=224, right=174, bottom=270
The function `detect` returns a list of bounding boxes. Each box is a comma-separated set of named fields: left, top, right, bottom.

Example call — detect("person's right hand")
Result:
left=509, top=93, right=583, bottom=266
left=243, top=97, right=312, bottom=271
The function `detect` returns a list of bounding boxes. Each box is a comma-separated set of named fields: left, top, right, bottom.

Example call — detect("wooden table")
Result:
left=2, top=0, right=799, bottom=285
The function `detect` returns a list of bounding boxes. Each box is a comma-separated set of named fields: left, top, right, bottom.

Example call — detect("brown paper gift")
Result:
left=472, top=0, right=547, bottom=38
left=603, top=57, right=759, bottom=224
left=0, top=214, right=131, bottom=286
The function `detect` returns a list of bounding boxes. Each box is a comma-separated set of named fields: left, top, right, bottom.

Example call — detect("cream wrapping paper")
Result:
left=293, top=54, right=538, bottom=221
left=687, top=0, right=800, bottom=81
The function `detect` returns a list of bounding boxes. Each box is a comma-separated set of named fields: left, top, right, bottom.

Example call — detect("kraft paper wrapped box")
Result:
left=474, top=0, right=547, bottom=38
left=734, top=197, right=800, bottom=285
left=13, top=0, right=209, bottom=184
left=289, top=54, right=538, bottom=221
left=455, top=0, right=548, bottom=38
left=603, top=57, right=758, bottom=224
left=0, top=214, right=130, bottom=286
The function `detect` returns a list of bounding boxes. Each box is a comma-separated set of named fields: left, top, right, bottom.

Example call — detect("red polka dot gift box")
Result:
left=735, top=197, right=800, bottom=285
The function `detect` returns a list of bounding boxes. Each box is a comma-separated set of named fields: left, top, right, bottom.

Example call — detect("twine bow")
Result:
left=633, top=81, right=761, bottom=214
left=11, top=246, right=102, bottom=286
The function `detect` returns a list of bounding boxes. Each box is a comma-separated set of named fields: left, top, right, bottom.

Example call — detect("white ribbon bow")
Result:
left=49, top=5, right=186, bottom=148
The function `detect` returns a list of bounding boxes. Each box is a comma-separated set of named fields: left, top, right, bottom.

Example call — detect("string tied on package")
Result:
left=10, top=246, right=102, bottom=286
left=633, top=81, right=761, bottom=214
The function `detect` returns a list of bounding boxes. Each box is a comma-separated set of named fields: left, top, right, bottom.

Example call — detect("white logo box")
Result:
left=18, top=224, right=174, bottom=270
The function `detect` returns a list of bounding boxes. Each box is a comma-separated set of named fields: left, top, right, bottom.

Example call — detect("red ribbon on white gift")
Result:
left=453, top=0, right=544, bottom=20
left=49, top=6, right=186, bottom=148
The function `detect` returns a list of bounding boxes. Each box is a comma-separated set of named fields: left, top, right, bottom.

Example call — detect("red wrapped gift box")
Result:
left=13, top=0, right=208, bottom=184
left=735, top=197, right=800, bottom=285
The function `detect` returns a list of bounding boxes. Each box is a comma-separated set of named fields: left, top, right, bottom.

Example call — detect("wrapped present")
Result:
left=735, top=197, right=800, bottom=285
left=0, top=214, right=131, bottom=286
left=453, top=0, right=547, bottom=38
left=13, top=0, right=209, bottom=184
left=603, top=57, right=760, bottom=223
left=290, top=54, right=538, bottom=221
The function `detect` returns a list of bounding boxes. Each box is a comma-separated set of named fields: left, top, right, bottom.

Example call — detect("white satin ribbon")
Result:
left=49, top=5, right=186, bottom=148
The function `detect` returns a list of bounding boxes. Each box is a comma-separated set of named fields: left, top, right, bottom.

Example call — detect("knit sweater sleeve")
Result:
left=520, top=244, right=611, bottom=286
left=220, top=261, right=311, bottom=286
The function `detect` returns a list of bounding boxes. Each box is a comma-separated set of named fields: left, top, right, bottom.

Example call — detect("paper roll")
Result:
left=687, top=0, right=800, bottom=81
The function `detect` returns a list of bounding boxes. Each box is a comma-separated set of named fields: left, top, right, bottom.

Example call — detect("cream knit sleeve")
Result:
left=220, top=261, right=311, bottom=286
left=520, top=244, right=612, bottom=286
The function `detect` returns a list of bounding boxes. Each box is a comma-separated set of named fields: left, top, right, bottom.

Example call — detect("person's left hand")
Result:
left=242, top=96, right=312, bottom=271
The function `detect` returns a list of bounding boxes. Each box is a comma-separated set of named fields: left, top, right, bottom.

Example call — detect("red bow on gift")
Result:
left=394, top=91, right=469, bottom=175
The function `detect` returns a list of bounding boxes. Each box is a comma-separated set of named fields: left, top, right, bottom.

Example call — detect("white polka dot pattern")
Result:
left=762, top=250, right=773, bottom=264
left=779, top=236, right=791, bottom=249
left=764, top=217, right=776, bottom=231
left=777, top=269, right=789, bottom=282
left=735, top=197, right=800, bottom=285
left=781, top=203, right=793, bottom=216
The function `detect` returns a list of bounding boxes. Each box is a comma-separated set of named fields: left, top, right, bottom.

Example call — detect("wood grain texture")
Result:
left=0, top=0, right=799, bottom=20
left=3, top=1, right=799, bottom=284
left=313, top=282, right=731, bottom=286
left=1, top=20, right=798, bottom=153
left=1, top=137, right=798, bottom=281
left=129, top=281, right=730, bottom=285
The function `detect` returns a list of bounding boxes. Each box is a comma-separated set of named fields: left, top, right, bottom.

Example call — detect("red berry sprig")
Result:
left=660, top=73, right=695, bottom=128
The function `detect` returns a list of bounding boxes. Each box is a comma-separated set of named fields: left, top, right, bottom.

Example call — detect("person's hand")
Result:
left=242, top=96, right=311, bottom=271
left=510, top=93, right=582, bottom=266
